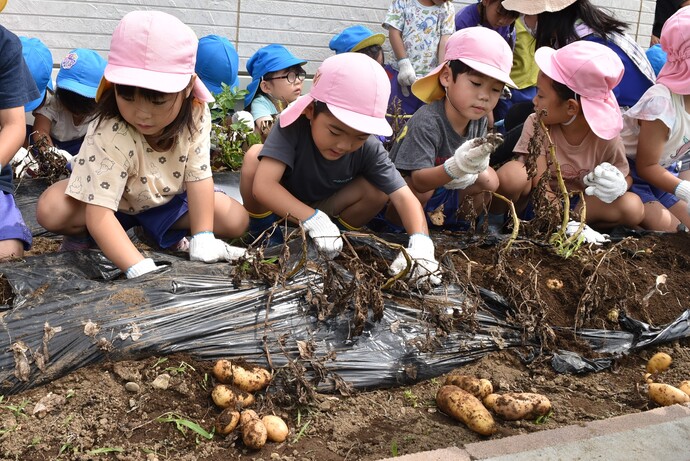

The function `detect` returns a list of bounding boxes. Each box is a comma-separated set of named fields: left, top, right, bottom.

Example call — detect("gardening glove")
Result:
left=47, top=146, right=73, bottom=163
left=443, top=133, right=503, bottom=180
left=125, top=258, right=162, bottom=279
left=675, top=180, right=690, bottom=215
left=397, top=58, right=416, bottom=97
left=231, top=111, right=254, bottom=130
left=583, top=162, right=627, bottom=204
left=564, top=221, right=610, bottom=245
left=444, top=173, right=479, bottom=190
left=302, top=209, right=342, bottom=259
left=189, top=231, right=248, bottom=263
left=10, top=147, right=36, bottom=177
left=389, top=233, right=441, bottom=285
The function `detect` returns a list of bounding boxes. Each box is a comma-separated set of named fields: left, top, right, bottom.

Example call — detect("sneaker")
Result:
left=59, top=235, right=96, bottom=252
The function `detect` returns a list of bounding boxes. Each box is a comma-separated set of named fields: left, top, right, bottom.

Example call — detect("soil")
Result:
left=1, top=231, right=689, bottom=461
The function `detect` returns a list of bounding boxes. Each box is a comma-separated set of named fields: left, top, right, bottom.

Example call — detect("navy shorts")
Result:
left=0, top=191, right=32, bottom=250
left=627, top=158, right=679, bottom=209
left=116, top=193, right=190, bottom=249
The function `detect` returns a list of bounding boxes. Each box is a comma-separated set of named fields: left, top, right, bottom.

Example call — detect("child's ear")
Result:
left=566, top=98, right=580, bottom=117
left=303, top=101, right=315, bottom=121
left=259, top=79, right=272, bottom=94
left=439, top=64, right=452, bottom=89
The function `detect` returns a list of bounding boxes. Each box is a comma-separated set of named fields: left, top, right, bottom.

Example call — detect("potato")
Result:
left=436, top=385, right=496, bottom=436
left=241, top=410, right=267, bottom=450
left=648, top=383, right=690, bottom=407
left=483, top=392, right=551, bottom=421
left=444, top=375, right=493, bottom=399
left=678, top=380, right=690, bottom=396
left=213, top=359, right=272, bottom=393
left=262, top=415, right=289, bottom=442
left=211, top=384, right=255, bottom=409
left=646, top=352, right=672, bottom=374
left=215, top=408, right=240, bottom=435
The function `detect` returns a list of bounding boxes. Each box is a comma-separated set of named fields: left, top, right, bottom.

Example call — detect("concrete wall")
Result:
left=1, top=0, right=657, bottom=77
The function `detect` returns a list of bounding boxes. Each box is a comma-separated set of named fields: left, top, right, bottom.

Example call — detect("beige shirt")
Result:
left=66, top=101, right=212, bottom=214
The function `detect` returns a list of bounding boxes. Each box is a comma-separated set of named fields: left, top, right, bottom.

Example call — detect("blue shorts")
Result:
left=520, top=194, right=580, bottom=221
left=0, top=191, right=32, bottom=250
left=384, top=65, right=425, bottom=118
left=116, top=193, right=190, bottom=249
left=627, top=158, right=679, bottom=209
left=425, top=188, right=471, bottom=231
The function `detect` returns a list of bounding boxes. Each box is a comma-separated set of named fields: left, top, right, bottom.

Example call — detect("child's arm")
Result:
left=31, top=113, right=55, bottom=147
left=389, top=186, right=428, bottom=235
left=0, top=106, right=27, bottom=169
left=635, top=119, right=679, bottom=193
left=437, top=34, right=450, bottom=64
left=389, top=27, right=416, bottom=92
left=85, top=204, right=146, bottom=272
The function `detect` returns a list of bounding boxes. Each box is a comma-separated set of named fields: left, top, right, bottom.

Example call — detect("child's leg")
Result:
left=584, top=192, right=645, bottom=230
left=239, top=144, right=266, bottom=214
left=36, top=179, right=87, bottom=234
left=640, top=201, right=681, bottom=232
left=0, top=192, right=31, bottom=260
left=669, top=200, right=690, bottom=230
left=457, top=167, right=499, bottom=218
left=491, top=160, right=531, bottom=214
left=384, top=176, right=434, bottom=226
left=211, top=192, right=250, bottom=238
left=317, top=176, right=389, bottom=229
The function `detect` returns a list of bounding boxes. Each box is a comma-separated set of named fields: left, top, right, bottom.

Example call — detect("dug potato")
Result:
left=483, top=393, right=551, bottom=421
left=444, top=375, right=493, bottom=400
left=213, top=359, right=272, bottom=393
left=241, top=410, right=267, bottom=450
left=678, top=380, right=690, bottom=396
left=215, top=408, right=241, bottom=435
left=646, top=352, right=672, bottom=374
left=262, top=415, right=289, bottom=442
left=211, top=384, right=255, bottom=409
left=436, top=385, right=496, bottom=436
left=648, top=383, right=690, bottom=407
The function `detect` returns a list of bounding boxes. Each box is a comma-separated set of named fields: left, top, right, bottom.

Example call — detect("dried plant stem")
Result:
left=490, top=192, right=519, bottom=251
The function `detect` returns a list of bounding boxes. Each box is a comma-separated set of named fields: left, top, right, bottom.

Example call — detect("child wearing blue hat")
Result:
left=196, top=35, right=240, bottom=94
left=244, top=44, right=307, bottom=141
left=32, top=48, right=106, bottom=156
left=329, top=25, right=386, bottom=65
left=20, top=36, right=53, bottom=114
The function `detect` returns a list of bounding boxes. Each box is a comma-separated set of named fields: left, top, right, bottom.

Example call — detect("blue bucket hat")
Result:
left=329, top=25, right=385, bottom=54
left=56, top=48, right=107, bottom=98
left=196, top=35, right=239, bottom=95
left=20, top=36, right=54, bottom=112
left=645, top=43, right=667, bottom=77
left=244, top=44, right=307, bottom=108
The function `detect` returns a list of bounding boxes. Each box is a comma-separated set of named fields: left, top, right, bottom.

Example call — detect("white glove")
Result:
left=389, top=233, right=441, bottom=285
left=47, top=146, right=73, bottom=163
left=565, top=221, right=610, bottom=245
left=675, top=180, right=690, bottom=214
left=583, top=162, right=627, bottom=204
left=444, top=133, right=503, bottom=179
left=302, top=209, right=342, bottom=259
left=397, top=58, right=416, bottom=96
left=189, top=231, right=248, bottom=263
left=126, top=258, right=160, bottom=279
left=10, top=147, right=37, bottom=177
left=231, top=111, right=254, bottom=130
left=444, top=173, right=479, bottom=190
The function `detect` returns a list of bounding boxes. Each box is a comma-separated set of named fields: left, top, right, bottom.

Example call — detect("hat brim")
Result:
left=501, top=0, right=577, bottom=15
left=25, top=90, right=47, bottom=112
left=0, top=0, right=6, bottom=13
left=657, top=62, right=690, bottom=95
left=352, top=34, right=386, bottom=52
left=57, top=79, right=99, bottom=99
left=279, top=93, right=393, bottom=137
left=96, top=67, right=214, bottom=103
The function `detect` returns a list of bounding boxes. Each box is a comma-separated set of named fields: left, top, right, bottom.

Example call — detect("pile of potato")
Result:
left=644, top=352, right=690, bottom=407
left=210, top=359, right=288, bottom=450
left=436, top=374, right=552, bottom=436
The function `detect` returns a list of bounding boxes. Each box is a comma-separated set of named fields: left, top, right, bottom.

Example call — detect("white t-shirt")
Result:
left=34, top=96, right=88, bottom=142
left=621, top=84, right=690, bottom=168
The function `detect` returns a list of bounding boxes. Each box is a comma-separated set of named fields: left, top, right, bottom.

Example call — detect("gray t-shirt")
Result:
left=259, top=115, right=406, bottom=204
left=389, top=100, right=487, bottom=173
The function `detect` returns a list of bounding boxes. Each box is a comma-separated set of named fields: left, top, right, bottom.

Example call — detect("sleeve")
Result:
left=390, top=112, right=441, bottom=171
left=33, top=96, right=59, bottom=122
left=441, top=3, right=456, bottom=35
left=258, top=117, right=298, bottom=169
left=362, top=138, right=407, bottom=195
left=623, top=86, right=675, bottom=131
left=0, top=28, right=40, bottom=109
left=250, top=95, right=278, bottom=121
left=604, top=137, right=630, bottom=176
left=383, top=0, right=405, bottom=31
left=184, top=102, right=213, bottom=183
left=513, top=114, right=538, bottom=156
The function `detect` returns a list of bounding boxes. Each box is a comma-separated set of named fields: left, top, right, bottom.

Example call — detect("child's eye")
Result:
left=329, top=130, right=339, bottom=136
left=470, top=80, right=481, bottom=87
left=152, top=99, right=169, bottom=106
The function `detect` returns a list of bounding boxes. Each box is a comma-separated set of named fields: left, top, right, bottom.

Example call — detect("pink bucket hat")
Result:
left=96, top=10, right=213, bottom=102
left=279, top=52, right=392, bottom=136
left=535, top=41, right=624, bottom=140
left=412, top=27, right=515, bottom=104
left=657, top=6, right=690, bottom=95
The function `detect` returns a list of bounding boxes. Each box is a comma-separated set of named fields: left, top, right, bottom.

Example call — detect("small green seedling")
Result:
left=156, top=412, right=214, bottom=440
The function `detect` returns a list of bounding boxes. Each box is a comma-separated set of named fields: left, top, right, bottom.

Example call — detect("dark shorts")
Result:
left=627, top=158, right=679, bottom=209
left=424, top=188, right=470, bottom=231
left=384, top=65, right=426, bottom=118
left=0, top=191, right=32, bottom=250
left=520, top=194, right=581, bottom=221
left=115, top=194, right=190, bottom=249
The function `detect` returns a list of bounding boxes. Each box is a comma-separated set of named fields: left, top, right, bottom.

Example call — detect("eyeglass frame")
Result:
left=262, top=69, right=307, bottom=84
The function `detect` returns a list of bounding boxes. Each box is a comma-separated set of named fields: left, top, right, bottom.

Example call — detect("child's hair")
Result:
left=549, top=78, right=577, bottom=101
left=55, top=88, right=97, bottom=117
left=357, top=44, right=384, bottom=63
left=534, top=0, right=627, bottom=49
left=256, top=64, right=306, bottom=99
left=478, top=0, right=518, bottom=48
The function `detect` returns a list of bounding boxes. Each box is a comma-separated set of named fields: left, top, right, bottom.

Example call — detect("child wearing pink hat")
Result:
left=385, top=27, right=513, bottom=231
left=36, top=10, right=249, bottom=279
left=620, top=6, right=690, bottom=232
left=240, top=52, right=441, bottom=285
left=493, top=40, right=644, bottom=242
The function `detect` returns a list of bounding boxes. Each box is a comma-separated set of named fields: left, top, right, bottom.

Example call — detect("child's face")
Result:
left=440, top=66, right=504, bottom=121
left=261, top=67, right=306, bottom=108
left=305, top=105, right=370, bottom=161
left=532, top=71, right=575, bottom=125
left=115, top=86, right=187, bottom=138
left=483, top=0, right=520, bottom=29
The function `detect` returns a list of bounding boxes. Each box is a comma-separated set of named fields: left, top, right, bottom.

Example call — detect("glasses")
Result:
left=263, top=69, right=307, bottom=84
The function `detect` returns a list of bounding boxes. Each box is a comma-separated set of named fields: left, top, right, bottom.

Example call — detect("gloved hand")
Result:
left=189, top=231, right=248, bottom=263
left=443, top=133, right=503, bottom=180
left=397, top=58, right=416, bottom=97
left=675, top=180, right=690, bottom=214
left=47, top=146, right=73, bottom=163
left=583, top=162, right=627, bottom=204
left=302, top=209, right=342, bottom=259
left=389, top=233, right=441, bottom=285
left=565, top=221, right=610, bottom=245
left=10, top=147, right=37, bottom=177
left=126, top=258, right=161, bottom=279
left=232, top=111, right=255, bottom=131
left=444, top=173, right=479, bottom=190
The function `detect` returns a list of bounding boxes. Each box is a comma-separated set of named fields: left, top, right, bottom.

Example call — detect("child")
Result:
left=493, top=40, right=644, bottom=241
left=620, top=7, right=690, bottom=232
left=32, top=48, right=106, bottom=156
left=385, top=27, right=512, bottom=231
left=240, top=52, right=440, bottom=284
left=383, top=0, right=455, bottom=118
left=0, top=24, right=41, bottom=261
left=36, top=10, right=249, bottom=278
left=195, top=34, right=240, bottom=95
left=243, top=44, right=307, bottom=141
left=329, top=25, right=386, bottom=65
left=455, top=0, right=518, bottom=47
left=20, top=36, right=53, bottom=115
